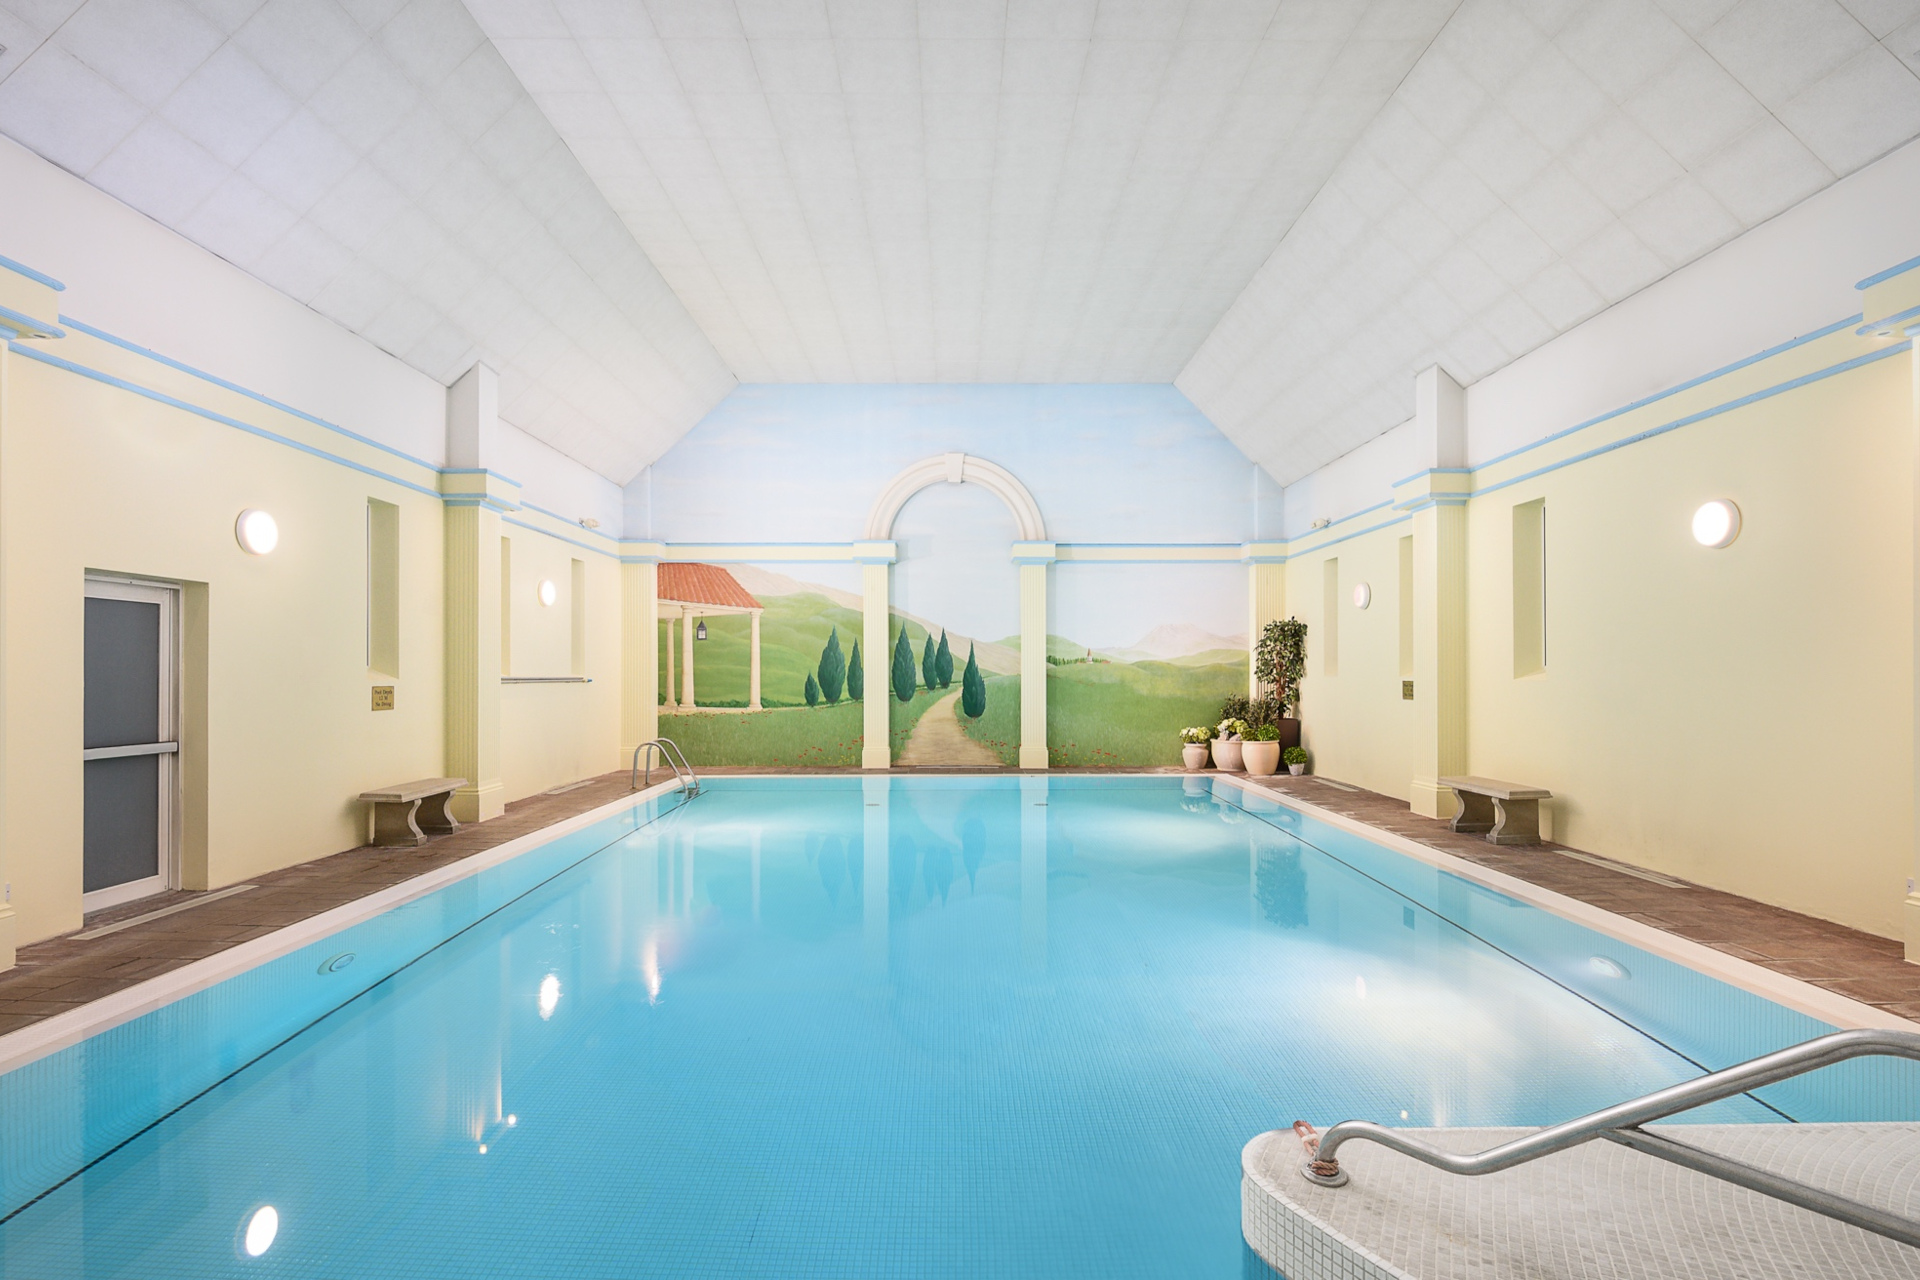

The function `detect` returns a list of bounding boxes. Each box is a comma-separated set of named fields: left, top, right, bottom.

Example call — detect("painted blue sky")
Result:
left=644, top=385, right=1265, bottom=651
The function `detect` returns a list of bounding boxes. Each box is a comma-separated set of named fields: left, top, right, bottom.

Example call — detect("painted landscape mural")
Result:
left=641, top=385, right=1273, bottom=769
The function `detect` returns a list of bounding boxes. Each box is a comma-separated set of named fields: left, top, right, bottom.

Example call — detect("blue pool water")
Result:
left=1, top=775, right=1915, bottom=1278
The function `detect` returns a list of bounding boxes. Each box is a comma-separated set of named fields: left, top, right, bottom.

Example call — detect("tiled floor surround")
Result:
left=0, top=767, right=1914, bottom=1036
left=1241, top=1122, right=1920, bottom=1279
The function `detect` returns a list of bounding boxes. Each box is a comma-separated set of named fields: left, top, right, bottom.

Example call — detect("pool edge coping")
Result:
left=0, top=779, right=687, bottom=1078
left=1217, top=774, right=1919, bottom=1035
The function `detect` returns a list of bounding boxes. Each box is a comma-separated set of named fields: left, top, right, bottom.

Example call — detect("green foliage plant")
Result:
left=817, top=628, right=846, bottom=705
left=1179, top=725, right=1215, bottom=744
left=1254, top=618, right=1309, bottom=716
left=922, top=632, right=938, bottom=691
left=847, top=639, right=864, bottom=701
left=804, top=672, right=821, bottom=707
left=1249, top=722, right=1281, bottom=742
left=1219, top=693, right=1251, bottom=723
left=936, top=630, right=954, bottom=687
left=892, top=628, right=917, bottom=702
left=960, top=644, right=987, bottom=718
left=1283, top=746, right=1309, bottom=766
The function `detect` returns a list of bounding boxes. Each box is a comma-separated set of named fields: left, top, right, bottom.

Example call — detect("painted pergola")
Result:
left=658, top=563, right=764, bottom=711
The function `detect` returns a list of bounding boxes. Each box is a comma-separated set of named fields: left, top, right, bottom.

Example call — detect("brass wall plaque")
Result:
left=1401, top=680, right=1414, bottom=701
left=371, top=686, right=395, bottom=711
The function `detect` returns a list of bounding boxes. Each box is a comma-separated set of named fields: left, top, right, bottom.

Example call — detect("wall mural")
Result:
left=643, top=385, right=1272, bottom=769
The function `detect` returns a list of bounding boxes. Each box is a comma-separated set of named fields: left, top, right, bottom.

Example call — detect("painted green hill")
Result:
left=659, top=591, right=863, bottom=708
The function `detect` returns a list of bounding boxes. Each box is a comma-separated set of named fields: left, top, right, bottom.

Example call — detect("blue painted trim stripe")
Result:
left=5, top=343, right=443, bottom=500
left=442, top=466, right=525, bottom=487
left=0, top=304, right=61, bottom=338
left=1056, top=542, right=1243, bottom=550
left=58, top=315, right=441, bottom=475
left=1388, top=466, right=1471, bottom=487
left=1291, top=510, right=1413, bottom=557
left=1858, top=304, right=1920, bottom=336
left=1856, top=254, right=1920, bottom=290
left=0, top=254, right=64, bottom=291
left=519, top=499, right=617, bottom=542
left=502, top=515, right=619, bottom=558
left=1475, top=342, right=1911, bottom=501
left=1474, top=314, right=1862, bottom=473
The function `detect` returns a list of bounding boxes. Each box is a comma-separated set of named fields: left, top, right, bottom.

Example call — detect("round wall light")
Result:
left=1691, top=499, right=1741, bottom=548
left=234, top=509, right=279, bottom=555
left=1352, top=582, right=1372, bottom=609
left=537, top=579, right=557, bottom=607
left=242, top=1205, right=279, bottom=1257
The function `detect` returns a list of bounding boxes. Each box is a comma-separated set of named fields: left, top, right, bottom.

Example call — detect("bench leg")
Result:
left=417, top=789, right=460, bottom=836
left=370, top=798, right=427, bottom=848
left=1487, top=798, right=1542, bottom=846
left=1449, top=791, right=1496, bottom=835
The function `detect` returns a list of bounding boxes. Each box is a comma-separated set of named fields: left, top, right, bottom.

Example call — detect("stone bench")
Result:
left=1440, top=775, right=1552, bottom=846
left=359, top=777, right=467, bottom=848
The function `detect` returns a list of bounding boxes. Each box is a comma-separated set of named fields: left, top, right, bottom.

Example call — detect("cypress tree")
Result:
left=892, top=627, right=916, bottom=701
left=818, top=627, right=846, bottom=705
left=848, top=639, right=864, bottom=701
left=804, top=672, right=820, bottom=707
left=935, top=630, right=953, bottom=687
left=921, top=632, right=938, bottom=690
left=960, top=644, right=986, bottom=718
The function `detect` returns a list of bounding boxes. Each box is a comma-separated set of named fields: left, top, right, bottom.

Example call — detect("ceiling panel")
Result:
left=0, top=0, right=735, bottom=481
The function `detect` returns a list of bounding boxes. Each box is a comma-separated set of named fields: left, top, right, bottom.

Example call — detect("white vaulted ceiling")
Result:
left=465, top=0, right=1459, bottom=383
left=0, top=0, right=734, bottom=481
left=3, top=0, right=1920, bottom=484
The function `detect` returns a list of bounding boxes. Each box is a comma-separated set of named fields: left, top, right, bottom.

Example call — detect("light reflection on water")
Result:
left=0, top=777, right=1846, bottom=1278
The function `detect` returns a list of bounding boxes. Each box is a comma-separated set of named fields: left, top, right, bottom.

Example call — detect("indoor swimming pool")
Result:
left=0, top=776, right=1913, bottom=1278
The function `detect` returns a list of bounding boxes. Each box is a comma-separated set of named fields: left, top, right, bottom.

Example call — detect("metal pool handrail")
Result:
left=631, top=738, right=699, bottom=795
left=1296, top=1027, right=1920, bottom=1249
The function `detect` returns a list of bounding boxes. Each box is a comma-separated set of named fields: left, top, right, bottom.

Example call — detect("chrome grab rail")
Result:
left=1296, top=1028, right=1920, bottom=1248
left=631, top=738, right=699, bottom=795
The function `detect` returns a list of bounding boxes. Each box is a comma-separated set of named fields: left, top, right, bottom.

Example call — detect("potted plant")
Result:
left=1243, top=723, right=1282, bottom=776
left=1212, top=717, right=1248, bottom=772
left=1254, top=619, right=1308, bottom=756
left=1179, top=725, right=1214, bottom=771
left=1284, top=746, right=1309, bottom=776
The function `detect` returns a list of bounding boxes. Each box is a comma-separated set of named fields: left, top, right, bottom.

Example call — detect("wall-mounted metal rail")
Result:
left=631, top=738, right=699, bottom=796
left=1296, top=1028, right=1920, bottom=1249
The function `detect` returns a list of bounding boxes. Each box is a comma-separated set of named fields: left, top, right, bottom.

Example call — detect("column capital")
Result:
left=1240, top=540, right=1287, bottom=563
left=1011, top=540, right=1057, bottom=565
left=440, top=469, right=521, bottom=511
left=0, top=256, right=65, bottom=340
left=1392, top=469, right=1472, bottom=513
left=1857, top=254, right=1920, bottom=338
left=619, top=540, right=668, bottom=563
left=852, top=540, right=897, bottom=564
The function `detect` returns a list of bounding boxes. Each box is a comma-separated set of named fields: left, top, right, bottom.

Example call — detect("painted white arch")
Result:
left=864, top=452, right=1046, bottom=542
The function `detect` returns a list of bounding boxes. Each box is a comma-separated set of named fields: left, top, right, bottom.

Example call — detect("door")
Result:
left=83, top=577, right=178, bottom=911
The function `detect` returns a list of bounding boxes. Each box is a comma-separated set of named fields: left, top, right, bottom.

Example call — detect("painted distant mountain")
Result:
left=1099, top=623, right=1247, bottom=663
left=731, top=564, right=1020, bottom=674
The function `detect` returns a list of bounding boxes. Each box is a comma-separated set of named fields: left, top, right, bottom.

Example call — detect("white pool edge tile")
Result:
left=1219, top=775, right=1919, bottom=1034
left=0, top=779, right=686, bottom=1076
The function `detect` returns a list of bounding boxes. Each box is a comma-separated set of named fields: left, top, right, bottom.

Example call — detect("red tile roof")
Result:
left=658, top=562, right=761, bottom=610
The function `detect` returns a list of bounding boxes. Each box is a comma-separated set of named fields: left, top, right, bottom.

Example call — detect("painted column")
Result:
left=1244, top=544, right=1287, bottom=700
left=855, top=541, right=896, bottom=769
left=1400, top=366, right=1470, bottom=821
left=661, top=614, right=675, bottom=711
left=1013, top=542, right=1056, bottom=769
left=681, top=611, right=695, bottom=708
left=619, top=545, right=662, bottom=764
left=442, top=480, right=515, bottom=824
left=749, top=608, right=763, bottom=710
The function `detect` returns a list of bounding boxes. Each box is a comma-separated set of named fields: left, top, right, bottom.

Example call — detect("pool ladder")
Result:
left=631, top=738, right=700, bottom=796
left=1296, top=1027, right=1920, bottom=1248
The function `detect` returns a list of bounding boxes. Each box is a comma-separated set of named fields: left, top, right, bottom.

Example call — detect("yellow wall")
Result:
left=0, top=327, right=628, bottom=947
left=1285, top=330, right=1915, bottom=940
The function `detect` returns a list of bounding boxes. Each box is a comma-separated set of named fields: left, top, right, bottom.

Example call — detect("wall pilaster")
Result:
left=1014, top=542, right=1055, bottom=769
left=856, top=541, right=895, bottom=769
left=1244, top=543, right=1286, bottom=700
left=619, top=547, right=662, bottom=766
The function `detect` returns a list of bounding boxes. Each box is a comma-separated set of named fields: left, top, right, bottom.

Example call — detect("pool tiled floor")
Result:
left=0, top=768, right=1914, bottom=1037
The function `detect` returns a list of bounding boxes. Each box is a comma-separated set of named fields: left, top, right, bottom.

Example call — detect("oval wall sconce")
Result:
left=234, top=509, right=279, bottom=555
left=1352, top=582, right=1372, bottom=609
left=1691, top=500, right=1741, bottom=548
left=537, top=579, right=558, bottom=607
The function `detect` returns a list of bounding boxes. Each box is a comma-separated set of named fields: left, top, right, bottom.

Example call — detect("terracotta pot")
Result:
left=1243, top=740, right=1281, bottom=776
left=1211, top=738, right=1244, bottom=772
left=1288, top=763, right=1307, bottom=776
left=1182, top=743, right=1209, bottom=771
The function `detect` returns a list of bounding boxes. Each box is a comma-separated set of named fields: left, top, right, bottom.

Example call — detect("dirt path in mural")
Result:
left=896, top=690, right=1003, bottom=767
